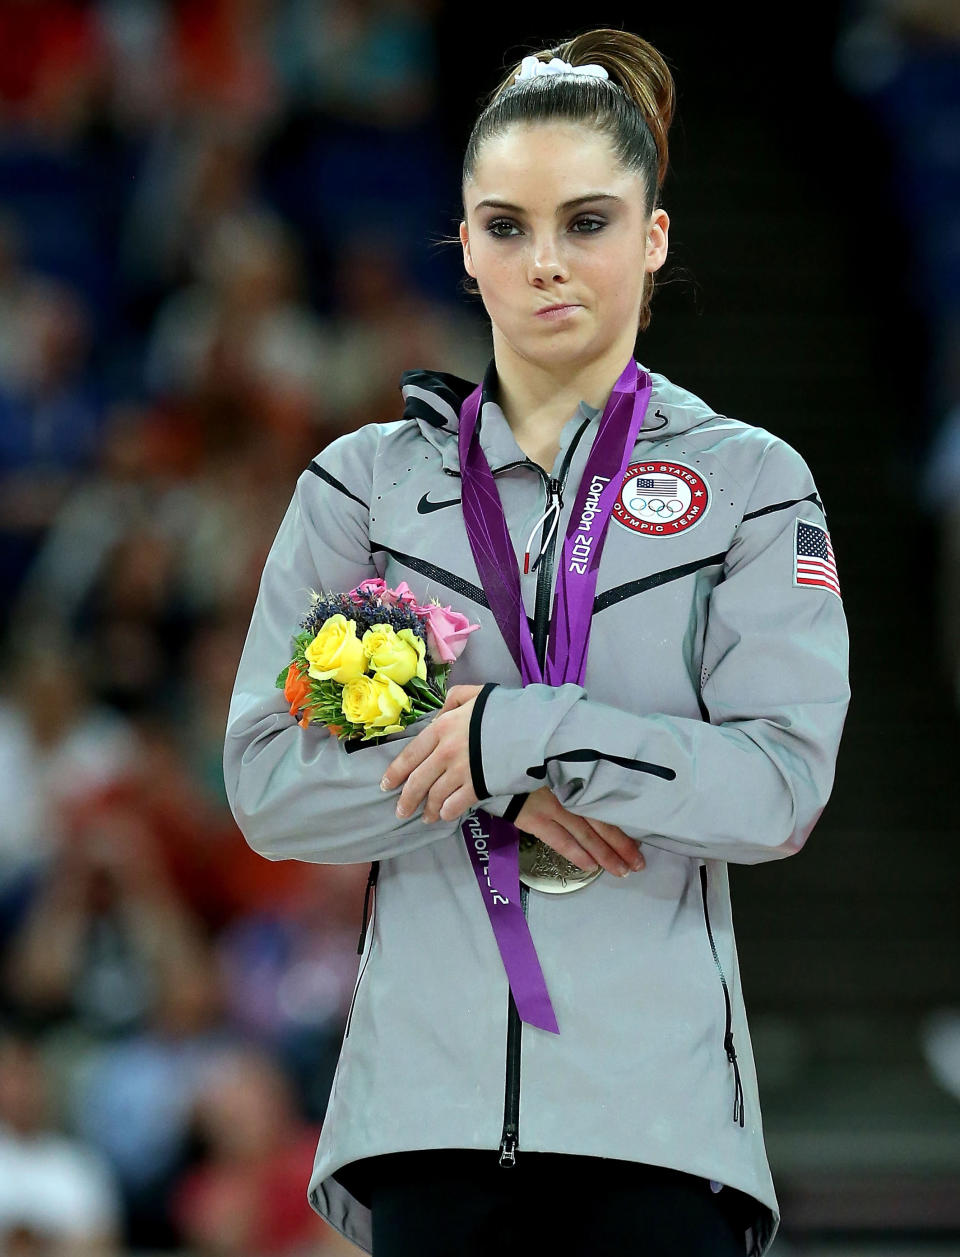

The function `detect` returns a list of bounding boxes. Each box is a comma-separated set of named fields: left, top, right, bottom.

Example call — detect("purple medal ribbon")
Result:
left=458, top=356, right=652, bottom=1034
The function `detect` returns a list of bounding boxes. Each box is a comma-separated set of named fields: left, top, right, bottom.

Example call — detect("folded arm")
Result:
left=223, top=428, right=523, bottom=865
left=467, top=438, right=851, bottom=866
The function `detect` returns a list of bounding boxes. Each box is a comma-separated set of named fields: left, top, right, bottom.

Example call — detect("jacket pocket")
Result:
left=345, top=861, right=380, bottom=1038
left=698, top=863, right=745, bottom=1127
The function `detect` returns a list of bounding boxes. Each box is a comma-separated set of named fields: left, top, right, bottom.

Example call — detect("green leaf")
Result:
left=409, top=677, right=442, bottom=701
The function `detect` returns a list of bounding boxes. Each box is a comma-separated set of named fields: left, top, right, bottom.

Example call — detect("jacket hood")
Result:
left=398, top=355, right=720, bottom=473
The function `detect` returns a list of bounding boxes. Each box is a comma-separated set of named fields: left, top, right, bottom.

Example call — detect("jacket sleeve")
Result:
left=222, top=424, right=525, bottom=866
left=468, top=434, right=851, bottom=865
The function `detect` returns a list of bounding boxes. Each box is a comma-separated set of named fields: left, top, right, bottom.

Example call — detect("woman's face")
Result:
left=459, top=121, right=669, bottom=372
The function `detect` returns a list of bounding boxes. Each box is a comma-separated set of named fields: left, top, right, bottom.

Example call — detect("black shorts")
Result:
left=335, top=1148, right=757, bottom=1256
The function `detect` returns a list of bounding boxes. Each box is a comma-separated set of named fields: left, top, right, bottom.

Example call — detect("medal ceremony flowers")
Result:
left=276, top=578, right=480, bottom=741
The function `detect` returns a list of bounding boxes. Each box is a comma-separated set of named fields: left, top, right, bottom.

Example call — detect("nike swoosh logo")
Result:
left=417, top=492, right=462, bottom=514
left=655, top=409, right=668, bottom=420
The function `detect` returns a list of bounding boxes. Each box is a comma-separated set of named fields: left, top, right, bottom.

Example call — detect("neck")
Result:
left=490, top=327, right=636, bottom=442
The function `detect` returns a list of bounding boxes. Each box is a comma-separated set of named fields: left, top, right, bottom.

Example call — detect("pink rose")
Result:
left=382, top=581, right=419, bottom=610
left=348, top=579, right=421, bottom=612
left=349, top=578, right=387, bottom=603
left=420, top=603, right=480, bottom=664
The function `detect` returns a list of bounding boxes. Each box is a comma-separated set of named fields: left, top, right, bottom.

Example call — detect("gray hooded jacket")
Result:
left=222, top=355, right=851, bottom=1256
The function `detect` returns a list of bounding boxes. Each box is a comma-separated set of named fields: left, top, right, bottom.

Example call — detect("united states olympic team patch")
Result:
left=612, top=461, right=710, bottom=536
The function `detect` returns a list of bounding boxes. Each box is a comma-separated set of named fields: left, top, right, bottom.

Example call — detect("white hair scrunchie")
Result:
left=514, top=54, right=609, bottom=84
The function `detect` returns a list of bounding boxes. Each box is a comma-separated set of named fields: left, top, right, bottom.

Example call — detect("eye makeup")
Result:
left=485, top=215, right=608, bottom=238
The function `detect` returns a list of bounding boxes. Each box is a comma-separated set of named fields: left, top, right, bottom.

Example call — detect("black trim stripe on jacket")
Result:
left=375, top=542, right=726, bottom=626
left=468, top=682, right=499, bottom=800
left=740, top=492, right=823, bottom=522
left=401, top=394, right=455, bottom=431
left=502, top=793, right=528, bottom=823
left=399, top=367, right=476, bottom=423
left=307, top=460, right=368, bottom=510
left=594, top=553, right=727, bottom=614
left=370, top=543, right=492, bottom=612
left=526, top=748, right=677, bottom=782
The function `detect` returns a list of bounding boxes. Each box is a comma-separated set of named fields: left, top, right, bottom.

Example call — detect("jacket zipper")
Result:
left=699, top=864, right=745, bottom=1126
left=346, top=862, right=380, bottom=1037
left=497, top=416, right=593, bottom=1168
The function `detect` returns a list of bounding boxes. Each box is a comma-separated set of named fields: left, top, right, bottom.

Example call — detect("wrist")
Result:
left=482, top=791, right=530, bottom=822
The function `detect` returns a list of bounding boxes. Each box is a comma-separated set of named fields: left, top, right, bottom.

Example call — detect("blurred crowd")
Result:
left=835, top=0, right=960, bottom=1151
left=0, top=1, right=490, bottom=1254
left=837, top=0, right=960, bottom=705
left=0, top=0, right=957, bottom=1254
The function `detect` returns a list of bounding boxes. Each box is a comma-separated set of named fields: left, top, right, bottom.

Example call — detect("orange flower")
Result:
left=284, top=663, right=312, bottom=725
left=284, top=663, right=345, bottom=734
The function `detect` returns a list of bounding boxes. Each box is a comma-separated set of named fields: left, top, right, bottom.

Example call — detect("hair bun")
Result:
left=553, top=29, right=675, bottom=189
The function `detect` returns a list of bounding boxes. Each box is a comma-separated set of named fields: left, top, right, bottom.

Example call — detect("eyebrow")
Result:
left=473, top=193, right=623, bottom=213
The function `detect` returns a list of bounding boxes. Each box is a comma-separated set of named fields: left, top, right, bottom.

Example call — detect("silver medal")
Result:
left=517, top=833, right=603, bottom=894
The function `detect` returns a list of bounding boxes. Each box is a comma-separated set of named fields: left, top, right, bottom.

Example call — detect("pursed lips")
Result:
left=535, top=303, right=581, bottom=316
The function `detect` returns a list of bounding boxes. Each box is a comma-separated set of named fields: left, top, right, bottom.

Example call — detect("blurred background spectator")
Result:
left=0, top=3, right=956, bottom=1255
left=0, top=1029, right=122, bottom=1257
left=836, top=0, right=960, bottom=704
left=169, top=1044, right=338, bottom=1257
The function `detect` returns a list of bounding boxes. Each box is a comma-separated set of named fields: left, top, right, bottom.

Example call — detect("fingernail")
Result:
left=395, top=803, right=406, bottom=817
left=633, top=857, right=644, bottom=870
left=380, top=777, right=389, bottom=791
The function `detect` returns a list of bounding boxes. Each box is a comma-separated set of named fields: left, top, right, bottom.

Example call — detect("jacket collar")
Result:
left=398, top=355, right=711, bottom=475
left=399, top=356, right=560, bottom=475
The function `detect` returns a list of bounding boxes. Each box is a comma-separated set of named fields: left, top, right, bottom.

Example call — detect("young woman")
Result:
left=223, top=27, right=851, bottom=1257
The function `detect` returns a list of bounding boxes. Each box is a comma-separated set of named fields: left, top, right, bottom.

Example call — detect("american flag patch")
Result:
left=636, top=477, right=678, bottom=494
left=794, top=518, right=841, bottom=599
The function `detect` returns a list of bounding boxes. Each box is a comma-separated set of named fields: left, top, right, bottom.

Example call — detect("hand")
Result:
left=381, top=684, right=646, bottom=878
left=513, top=786, right=645, bottom=878
left=380, top=684, right=484, bottom=823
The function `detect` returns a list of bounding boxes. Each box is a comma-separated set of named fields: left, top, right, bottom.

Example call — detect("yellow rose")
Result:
left=359, top=672, right=412, bottom=737
left=340, top=675, right=381, bottom=726
left=305, top=614, right=369, bottom=684
left=361, top=624, right=427, bottom=686
left=360, top=623, right=396, bottom=659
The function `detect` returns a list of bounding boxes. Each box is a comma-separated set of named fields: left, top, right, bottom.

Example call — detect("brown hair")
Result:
left=457, top=28, right=676, bottom=334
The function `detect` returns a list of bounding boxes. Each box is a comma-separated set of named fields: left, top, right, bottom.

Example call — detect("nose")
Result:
left=527, top=232, right=569, bottom=286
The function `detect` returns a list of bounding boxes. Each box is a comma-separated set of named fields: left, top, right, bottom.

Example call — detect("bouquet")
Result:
left=275, top=578, right=481, bottom=741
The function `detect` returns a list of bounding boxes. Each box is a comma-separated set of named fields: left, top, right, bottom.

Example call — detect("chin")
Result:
left=495, top=322, right=597, bottom=367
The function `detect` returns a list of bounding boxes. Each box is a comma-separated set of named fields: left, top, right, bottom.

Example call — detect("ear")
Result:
left=644, top=208, right=669, bottom=276
left=459, top=220, right=476, bottom=278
